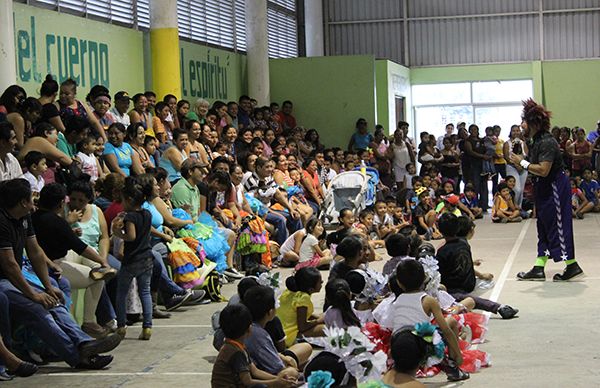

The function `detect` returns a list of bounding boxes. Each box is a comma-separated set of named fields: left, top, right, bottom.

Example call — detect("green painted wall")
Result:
left=269, top=55, right=377, bottom=148
left=542, top=60, right=600, bottom=131
left=376, top=60, right=411, bottom=135
left=13, top=3, right=145, bottom=98
left=410, top=63, right=534, bottom=85
left=179, top=41, right=247, bottom=103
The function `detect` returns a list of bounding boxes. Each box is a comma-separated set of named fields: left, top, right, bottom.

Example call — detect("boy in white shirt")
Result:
left=20, top=151, right=47, bottom=197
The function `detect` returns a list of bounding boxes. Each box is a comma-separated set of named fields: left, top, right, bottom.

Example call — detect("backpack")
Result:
left=200, top=271, right=225, bottom=302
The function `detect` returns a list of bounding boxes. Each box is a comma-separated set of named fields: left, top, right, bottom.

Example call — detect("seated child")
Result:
left=21, top=151, right=47, bottom=199
left=504, top=175, right=530, bottom=219
left=436, top=213, right=518, bottom=319
left=287, top=166, right=314, bottom=224
left=383, top=233, right=412, bottom=276
left=354, top=209, right=385, bottom=249
left=373, top=200, right=398, bottom=239
left=373, top=260, right=469, bottom=382
left=576, top=168, right=600, bottom=218
left=323, top=278, right=361, bottom=329
left=571, top=177, right=589, bottom=219
left=411, top=187, right=442, bottom=241
left=296, top=218, right=332, bottom=270
left=277, top=268, right=325, bottom=347
left=211, top=304, right=296, bottom=387
left=77, top=135, right=103, bottom=183
left=459, top=183, right=483, bottom=219
left=379, top=329, right=431, bottom=388
left=242, top=286, right=312, bottom=376
left=278, top=228, right=305, bottom=267
left=213, top=277, right=287, bottom=352
left=492, top=182, right=522, bottom=223
left=328, top=235, right=368, bottom=282
left=435, top=194, right=462, bottom=218
left=326, top=208, right=355, bottom=250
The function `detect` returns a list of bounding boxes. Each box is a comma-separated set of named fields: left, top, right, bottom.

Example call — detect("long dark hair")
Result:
left=325, top=279, right=360, bottom=327
left=285, top=267, right=321, bottom=293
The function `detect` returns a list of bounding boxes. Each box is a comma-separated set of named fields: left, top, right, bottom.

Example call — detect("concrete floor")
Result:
left=5, top=214, right=600, bottom=387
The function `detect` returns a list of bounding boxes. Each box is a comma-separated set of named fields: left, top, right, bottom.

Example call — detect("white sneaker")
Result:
left=224, top=267, right=243, bottom=279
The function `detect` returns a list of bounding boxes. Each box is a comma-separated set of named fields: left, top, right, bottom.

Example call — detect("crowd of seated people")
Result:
left=0, top=75, right=591, bottom=384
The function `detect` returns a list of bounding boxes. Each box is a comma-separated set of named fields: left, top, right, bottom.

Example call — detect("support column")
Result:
left=149, top=0, right=181, bottom=99
left=245, top=0, right=270, bottom=106
left=0, top=0, right=17, bottom=91
left=304, top=0, right=324, bottom=57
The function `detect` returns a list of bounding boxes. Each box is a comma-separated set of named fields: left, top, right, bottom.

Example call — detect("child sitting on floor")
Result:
left=373, top=260, right=469, bottom=382
left=325, top=208, right=355, bottom=251
left=296, top=218, right=332, bottom=270
left=323, top=278, right=361, bottom=329
left=459, top=183, right=483, bottom=219
left=437, top=213, right=518, bottom=319
left=277, top=267, right=325, bottom=347
left=242, top=286, right=312, bottom=377
left=373, top=200, right=398, bottom=239
left=571, top=177, right=589, bottom=219
left=354, top=209, right=385, bottom=249
left=278, top=228, right=305, bottom=267
left=411, top=187, right=442, bottom=241
left=211, top=304, right=296, bottom=387
left=492, top=182, right=522, bottom=223
left=378, top=329, right=430, bottom=387
left=383, top=233, right=412, bottom=276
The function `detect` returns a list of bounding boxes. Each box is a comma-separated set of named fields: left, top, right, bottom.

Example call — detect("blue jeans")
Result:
left=0, top=278, right=92, bottom=366
left=116, top=259, right=153, bottom=329
left=266, top=210, right=303, bottom=246
left=0, top=291, right=9, bottom=370
left=95, top=255, right=118, bottom=326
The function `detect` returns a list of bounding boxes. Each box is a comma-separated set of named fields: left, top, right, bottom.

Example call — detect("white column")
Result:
left=245, top=0, right=270, bottom=106
left=304, top=0, right=324, bottom=57
left=0, top=0, right=17, bottom=90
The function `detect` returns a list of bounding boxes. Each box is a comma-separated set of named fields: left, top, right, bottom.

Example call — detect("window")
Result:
left=412, top=80, right=533, bottom=141
left=21, top=0, right=144, bottom=28
left=19, top=0, right=299, bottom=58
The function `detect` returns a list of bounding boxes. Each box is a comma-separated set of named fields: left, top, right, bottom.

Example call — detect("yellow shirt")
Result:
left=495, top=139, right=506, bottom=164
left=277, top=290, right=313, bottom=347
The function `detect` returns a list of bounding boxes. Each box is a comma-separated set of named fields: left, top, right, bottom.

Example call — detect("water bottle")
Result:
left=360, top=160, right=367, bottom=176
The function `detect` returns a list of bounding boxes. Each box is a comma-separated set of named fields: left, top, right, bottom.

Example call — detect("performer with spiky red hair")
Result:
left=510, top=99, right=584, bottom=281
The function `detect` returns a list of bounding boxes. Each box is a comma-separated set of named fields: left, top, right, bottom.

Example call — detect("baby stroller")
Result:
left=354, top=166, right=380, bottom=207
left=319, top=170, right=371, bottom=225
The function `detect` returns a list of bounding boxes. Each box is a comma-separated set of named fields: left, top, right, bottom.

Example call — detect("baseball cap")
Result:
left=114, top=91, right=130, bottom=101
left=442, top=194, right=460, bottom=205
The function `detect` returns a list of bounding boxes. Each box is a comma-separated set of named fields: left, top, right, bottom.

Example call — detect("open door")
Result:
left=395, top=96, right=405, bottom=126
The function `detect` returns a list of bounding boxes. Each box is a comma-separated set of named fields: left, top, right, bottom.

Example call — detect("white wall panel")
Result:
left=328, top=21, right=404, bottom=62
left=324, top=0, right=600, bottom=66
left=407, top=0, right=538, bottom=18
left=326, top=0, right=403, bottom=22
left=544, top=0, right=600, bottom=10
left=408, top=15, right=540, bottom=65
left=544, top=11, right=600, bottom=59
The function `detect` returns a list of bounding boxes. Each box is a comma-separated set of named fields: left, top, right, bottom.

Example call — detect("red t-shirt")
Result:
left=104, top=201, right=124, bottom=227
